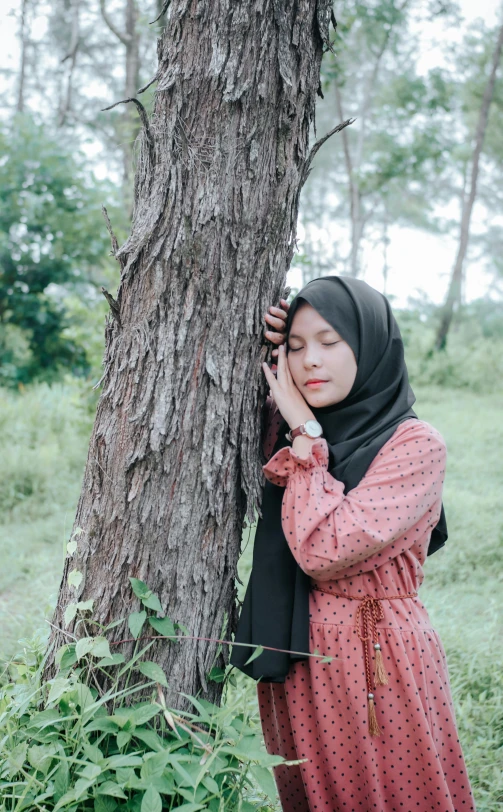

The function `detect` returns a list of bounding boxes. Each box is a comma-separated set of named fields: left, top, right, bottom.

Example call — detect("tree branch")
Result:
left=99, top=0, right=131, bottom=46
left=149, top=0, right=172, bottom=25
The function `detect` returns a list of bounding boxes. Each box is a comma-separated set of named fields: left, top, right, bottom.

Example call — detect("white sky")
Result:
left=1, top=0, right=502, bottom=309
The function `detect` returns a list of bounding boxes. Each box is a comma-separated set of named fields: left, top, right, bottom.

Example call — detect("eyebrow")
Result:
left=288, top=328, right=337, bottom=340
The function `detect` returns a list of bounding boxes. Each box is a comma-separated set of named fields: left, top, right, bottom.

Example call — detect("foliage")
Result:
left=0, top=577, right=296, bottom=811
left=0, top=112, right=122, bottom=387
left=301, top=4, right=503, bottom=281
left=396, top=298, right=503, bottom=393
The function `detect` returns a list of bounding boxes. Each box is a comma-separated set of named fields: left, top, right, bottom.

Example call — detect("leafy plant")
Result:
left=0, top=578, right=310, bottom=811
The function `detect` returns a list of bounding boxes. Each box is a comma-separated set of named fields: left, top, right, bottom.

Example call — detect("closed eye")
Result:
left=288, top=341, right=339, bottom=353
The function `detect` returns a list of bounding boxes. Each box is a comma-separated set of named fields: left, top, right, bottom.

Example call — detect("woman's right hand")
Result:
left=264, top=298, right=290, bottom=362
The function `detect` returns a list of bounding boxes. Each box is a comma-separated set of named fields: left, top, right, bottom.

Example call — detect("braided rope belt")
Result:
left=312, top=583, right=418, bottom=736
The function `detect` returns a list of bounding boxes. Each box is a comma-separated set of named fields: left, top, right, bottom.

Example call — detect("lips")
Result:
left=306, top=379, right=327, bottom=385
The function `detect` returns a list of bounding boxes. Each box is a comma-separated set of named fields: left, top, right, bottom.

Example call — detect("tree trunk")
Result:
left=57, top=0, right=80, bottom=127
left=99, top=0, right=142, bottom=214
left=16, top=0, right=30, bottom=114
left=434, top=20, right=503, bottom=352
left=43, top=0, right=337, bottom=714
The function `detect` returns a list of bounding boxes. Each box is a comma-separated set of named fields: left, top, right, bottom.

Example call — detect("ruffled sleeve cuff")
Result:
left=262, top=437, right=329, bottom=487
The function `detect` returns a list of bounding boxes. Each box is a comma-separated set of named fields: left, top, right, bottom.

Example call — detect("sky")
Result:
left=1, top=0, right=502, bottom=309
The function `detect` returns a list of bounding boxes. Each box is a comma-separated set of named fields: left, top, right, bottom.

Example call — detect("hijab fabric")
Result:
left=230, top=276, right=448, bottom=683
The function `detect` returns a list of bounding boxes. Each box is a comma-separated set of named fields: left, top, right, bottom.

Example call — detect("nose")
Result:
left=303, top=346, right=323, bottom=369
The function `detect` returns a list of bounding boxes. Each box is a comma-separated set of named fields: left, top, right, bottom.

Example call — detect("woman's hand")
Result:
left=262, top=344, right=315, bottom=430
left=264, top=299, right=290, bottom=364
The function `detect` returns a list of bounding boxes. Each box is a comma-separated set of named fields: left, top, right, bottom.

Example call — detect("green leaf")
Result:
left=141, top=593, right=163, bottom=612
left=84, top=718, right=120, bottom=734
left=6, top=742, right=27, bottom=778
left=141, top=787, right=162, bottom=812
left=116, top=731, right=132, bottom=748
left=69, top=682, right=95, bottom=711
left=94, top=796, right=118, bottom=812
left=67, top=539, right=78, bottom=555
left=136, top=660, right=168, bottom=687
left=249, top=764, right=277, bottom=801
left=54, top=759, right=70, bottom=801
left=64, top=598, right=94, bottom=626
left=83, top=742, right=103, bottom=764
left=90, top=637, right=112, bottom=659
left=79, top=763, right=102, bottom=781
left=28, top=744, right=57, bottom=775
left=129, top=577, right=150, bottom=598
left=129, top=610, right=147, bottom=640
left=68, top=568, right=83, bottom=589
left=97, top=652, right=125, bottom=667
left=207, top=666, right=226, bottom=683
left=132, top=727, right=165, bottom=752
left=47, top=677, right=73, bottom=704
left=170, top=804, right=206, bottom=811
left=55, top=643, right=77, bottom=670
left=97, top=781, right=127, bottom=799
left=64, top=603, right=78, bottom=625
left=106, top=754, right=143, bottom=769
left=75, top=635, right=111, bottom=660
left=140, top=751, right=172, bottom=780
left=76, top=637, right=95, bottom=660
left=244, top=645, right=264, bottom=666
left=148, top=616, right=176, bottom=637
left=201, top=775, right=219, bottom=794
left=132, top=703, right=160, bottom=726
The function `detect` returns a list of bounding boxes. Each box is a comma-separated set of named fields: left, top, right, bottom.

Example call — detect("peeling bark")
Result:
left=44, top=0, right=337, bottom=713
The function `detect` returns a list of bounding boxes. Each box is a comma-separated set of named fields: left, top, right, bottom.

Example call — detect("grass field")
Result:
left=0, top=381, right=502, bottom=811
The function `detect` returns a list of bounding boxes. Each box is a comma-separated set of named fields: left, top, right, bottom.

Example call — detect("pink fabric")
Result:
left=256, top=397, right=476, bottom=811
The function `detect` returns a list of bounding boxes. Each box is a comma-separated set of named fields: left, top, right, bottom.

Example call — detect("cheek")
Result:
left=286, top=354, right=302, bottom=383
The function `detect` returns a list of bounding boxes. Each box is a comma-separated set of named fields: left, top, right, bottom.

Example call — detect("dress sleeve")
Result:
left=262, top=421, right=446, bottom=580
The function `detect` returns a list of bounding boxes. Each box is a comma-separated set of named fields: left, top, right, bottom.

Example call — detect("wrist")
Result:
left=288, top=411, right=316, bottom=430
left=291, top=433, right=321, bottom=459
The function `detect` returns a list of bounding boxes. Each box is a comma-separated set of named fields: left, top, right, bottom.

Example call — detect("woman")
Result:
left=230, top=277, right=476, bottom=811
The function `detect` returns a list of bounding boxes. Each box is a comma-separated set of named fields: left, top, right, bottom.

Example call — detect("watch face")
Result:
left=305, top=420, right=323, bottom=438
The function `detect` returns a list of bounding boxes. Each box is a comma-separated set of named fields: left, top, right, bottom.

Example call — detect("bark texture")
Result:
left=44, top=0, right=334, bottom=712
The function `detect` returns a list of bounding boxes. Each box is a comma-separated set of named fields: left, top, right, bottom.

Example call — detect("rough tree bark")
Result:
left=434, top=20, right=503, bottom=351
left=43, top=0, right=347, bottom=714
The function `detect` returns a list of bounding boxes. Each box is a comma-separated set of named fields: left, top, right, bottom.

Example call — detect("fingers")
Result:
left=264, top=303, right=288, bottom=348
left=265, top=311, right=286, bottom=331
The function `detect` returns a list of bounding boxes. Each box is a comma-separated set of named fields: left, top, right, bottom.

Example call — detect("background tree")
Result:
left=434, top=17, right=503, bottom=349
left=0, top=113, right=120, bottom=386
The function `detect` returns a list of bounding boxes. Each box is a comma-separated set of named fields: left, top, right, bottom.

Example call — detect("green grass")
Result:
left=0, top=381, right=502, bottom=811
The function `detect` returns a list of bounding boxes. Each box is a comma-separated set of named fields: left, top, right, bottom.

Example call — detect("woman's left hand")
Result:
left=262, top=344, right=315, bottom=429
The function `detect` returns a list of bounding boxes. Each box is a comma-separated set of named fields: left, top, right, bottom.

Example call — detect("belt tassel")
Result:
left=374, top=642, right=388, bottom=686
left=367, top=692, right=381, bottom=736
left=312, top=584, right=418, bottom=737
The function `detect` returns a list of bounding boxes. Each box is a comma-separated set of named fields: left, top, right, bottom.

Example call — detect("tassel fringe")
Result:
left=368, top=694, right=381, bottom=736
left=374, top=644, right=388, bottom=686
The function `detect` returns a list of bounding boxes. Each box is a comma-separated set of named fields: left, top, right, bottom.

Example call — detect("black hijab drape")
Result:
left=230, top=276, right=447, bottom=683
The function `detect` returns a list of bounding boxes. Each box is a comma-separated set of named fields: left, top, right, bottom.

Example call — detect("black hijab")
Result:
left=230, top=276, right=447, bottom=683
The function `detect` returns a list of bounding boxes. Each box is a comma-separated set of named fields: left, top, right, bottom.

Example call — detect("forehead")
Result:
left=289, top=303, right=339, bottom=338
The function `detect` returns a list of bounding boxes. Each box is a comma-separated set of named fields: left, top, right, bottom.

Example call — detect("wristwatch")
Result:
left=285, top=419, right=323, bottom=443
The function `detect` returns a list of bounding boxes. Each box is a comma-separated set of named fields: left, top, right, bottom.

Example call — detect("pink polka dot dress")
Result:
left=256, top=398, right=476, bottom=811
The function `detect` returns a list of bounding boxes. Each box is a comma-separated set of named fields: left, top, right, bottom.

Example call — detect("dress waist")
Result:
left=311, top=582, right=419, bottom=737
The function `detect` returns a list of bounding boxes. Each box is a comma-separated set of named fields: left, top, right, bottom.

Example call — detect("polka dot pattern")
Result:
left=255, top=398, right=476, bottom=811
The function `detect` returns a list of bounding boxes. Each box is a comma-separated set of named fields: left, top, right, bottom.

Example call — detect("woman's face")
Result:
left=287, top=302, right=358, bottom=408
